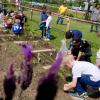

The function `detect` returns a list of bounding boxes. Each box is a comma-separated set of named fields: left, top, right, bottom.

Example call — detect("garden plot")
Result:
left=0, top=42, right=99, bottom=100
left=0, top=41, right=71, bottom=100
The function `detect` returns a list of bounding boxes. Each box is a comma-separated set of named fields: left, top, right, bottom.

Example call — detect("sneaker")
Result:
left=44, top=38, right=50, bottom=41
left=69, top=92, right=88, bottom=99
left=44, top=37, right=47, bottom=41
left=46, top=38, right=50, bottom=41
left=80, top=92, right=88, bottom=98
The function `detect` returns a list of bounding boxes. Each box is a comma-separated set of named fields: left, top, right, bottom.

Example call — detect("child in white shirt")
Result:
left=45, top=11, right=53, bottom=40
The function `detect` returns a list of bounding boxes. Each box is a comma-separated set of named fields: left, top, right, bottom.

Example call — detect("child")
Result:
left=19, top=12, right=27, bottom=28
left=56, top=2, right=68, bottom=25
left=5, top=18, right=13, bottom=29
left=90, top=4, right=100, bottom=33
left=45, top=11, right=53, bottom=41
left=65, top=29, right=82, bottom=42
left=62, top=54, right=100, bottom=99
left=11, top=18, right=22, bottom=35
left=40, top=5, right=48, bottom=38
left=69, top=39, right=92, bottom=62
left=96, top=49, right=100, bottom=67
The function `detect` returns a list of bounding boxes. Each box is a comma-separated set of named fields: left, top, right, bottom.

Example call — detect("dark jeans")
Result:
left=90, top=21, right=99, bottom=32
left=56, top=16, right=64, bottom=24
left=40, top=22, right=46, bottom=37
left=76, top=75, right=100, bottom=95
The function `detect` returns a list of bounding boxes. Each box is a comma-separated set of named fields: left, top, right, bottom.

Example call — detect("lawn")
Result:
left=26, top=11, right=100, bottom=63
left=0, top=4, right=100, bottom=100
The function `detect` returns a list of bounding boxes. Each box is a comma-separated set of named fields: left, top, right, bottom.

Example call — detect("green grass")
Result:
left=26, top=11, right=100, bottom=64
left=2, top=2, right=100, bottom=80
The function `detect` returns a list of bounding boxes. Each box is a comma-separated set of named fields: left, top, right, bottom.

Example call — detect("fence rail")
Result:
left=0, top=2, right=100, bottom=25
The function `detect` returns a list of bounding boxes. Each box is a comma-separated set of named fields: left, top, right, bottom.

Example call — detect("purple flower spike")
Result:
left=3, top=64, right=16, bottom=100
left=21, top=43, right=33, bottom=61
left=36, top=51, right=64, bottom=100
left=19, top=61, right=33, bottom=90
left=6, top=64, right=14, bottom=79
left=48, top=51, right=63, bottom=76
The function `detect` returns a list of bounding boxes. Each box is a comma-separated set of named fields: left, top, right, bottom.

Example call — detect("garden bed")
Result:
left=0, top=42, right=99, bottom=100
left=0, top=41, right=71, bottom=100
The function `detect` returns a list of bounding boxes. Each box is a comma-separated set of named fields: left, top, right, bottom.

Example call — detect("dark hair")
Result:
left=63, top=2, right=66, bottom=5
left=65, top=30, right=72, bottom=39
left=48, top=11, right=52, bottom=15
left=95, top=4, right=99, bottom=7
left=42, top=5, right=47, bottom=10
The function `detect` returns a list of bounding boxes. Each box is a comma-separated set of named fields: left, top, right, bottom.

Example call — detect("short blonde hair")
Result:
left=62, top=54, right=74, bottom=66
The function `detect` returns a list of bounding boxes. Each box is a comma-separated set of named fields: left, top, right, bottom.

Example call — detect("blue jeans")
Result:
left=46, top=27, right=51, bottom=39
left=56, top=16, right=64, bottom=24
left=76, top=75, right=100, bottom=95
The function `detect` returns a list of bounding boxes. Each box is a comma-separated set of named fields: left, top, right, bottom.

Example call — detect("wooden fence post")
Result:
left=30, top=8, right=33, bottom=20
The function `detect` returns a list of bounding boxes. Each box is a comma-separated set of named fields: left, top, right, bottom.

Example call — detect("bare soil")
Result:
left=0, top=42, right=100, bottom=100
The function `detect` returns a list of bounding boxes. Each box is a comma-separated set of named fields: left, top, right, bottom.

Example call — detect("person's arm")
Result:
left=63, top=79, right=77, bottom=91
left=96, top=58, right=100, bottom=67
left=76, top=51, right=82, bottom=61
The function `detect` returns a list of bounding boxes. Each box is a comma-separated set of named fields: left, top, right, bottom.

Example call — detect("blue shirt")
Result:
left=12, top=23, right=22, bottom=34
left=40, top=10, right=48, bottom=22
left=66, top=30, right=82, bottom=40
left=71, top=30, right=82, bottom=40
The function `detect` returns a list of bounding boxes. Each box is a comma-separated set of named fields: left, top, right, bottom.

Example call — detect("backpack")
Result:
left=12, top=23, right=22, bottom=34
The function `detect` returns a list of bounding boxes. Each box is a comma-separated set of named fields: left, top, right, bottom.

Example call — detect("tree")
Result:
left=94, top=0, right=99, bottom=3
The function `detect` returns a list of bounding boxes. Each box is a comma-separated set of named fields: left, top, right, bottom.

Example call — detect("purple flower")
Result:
left=48, top=51, right=63, bottom=76
left=19, top=61, right=33, bottom=90
left=36, top=51, right=63, bottom=100
left=5, top=64, right=14, bottom=79
left=18, top=43, right=33, bottom=91
left=3, top=64, right=16, bottom=100
left=21, top=43, right=33, bottom=61
left=35, top=74, right=58, bottom=100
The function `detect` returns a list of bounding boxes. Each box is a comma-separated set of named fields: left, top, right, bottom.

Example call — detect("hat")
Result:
left=65, top=30, right=72, bottom=39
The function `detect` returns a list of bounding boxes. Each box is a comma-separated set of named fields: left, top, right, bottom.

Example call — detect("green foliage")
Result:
left=68, top=0, right=73, bottom=6
left=73, top=0, right=85, bottom=7
left=1, top=0, right=8, bottom=3
left=25, top=0, right=64, bottom=4
left=94, top=0, right=99, bottom=3
left=67, top=13, right=74, bottom=17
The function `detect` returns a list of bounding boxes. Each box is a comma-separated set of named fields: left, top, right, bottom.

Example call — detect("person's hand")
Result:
left=67, top=50, right=71, bottom=55
left=63, top=84, right=69, bottom=91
